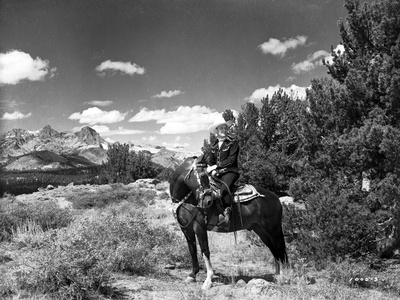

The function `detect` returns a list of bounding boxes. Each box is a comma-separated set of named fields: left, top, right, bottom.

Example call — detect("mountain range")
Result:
left=0, top=125, right=198, bottom=171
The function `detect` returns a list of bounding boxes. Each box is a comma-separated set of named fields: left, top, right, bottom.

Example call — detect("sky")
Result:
left=0, top=0, right=349, bottom=152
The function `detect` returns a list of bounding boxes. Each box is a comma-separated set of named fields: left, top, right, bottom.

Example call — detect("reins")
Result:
left=172, top=158, right=204, bottom=229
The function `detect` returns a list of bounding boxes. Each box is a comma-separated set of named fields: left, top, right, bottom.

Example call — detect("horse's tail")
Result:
left=276, top=228, right=289, bottom=264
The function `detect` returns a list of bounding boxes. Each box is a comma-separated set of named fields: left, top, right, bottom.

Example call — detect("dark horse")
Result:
left=169, top=156, right=288, bottom=289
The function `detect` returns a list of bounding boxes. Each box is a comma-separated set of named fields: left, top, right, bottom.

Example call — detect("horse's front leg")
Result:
left=194, top=223, right=214, bottom=290
left=182, top=229, right=200, bottom=282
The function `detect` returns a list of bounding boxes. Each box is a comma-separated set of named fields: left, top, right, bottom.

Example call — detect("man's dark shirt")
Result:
left=207, top=136, right=239, bottom=175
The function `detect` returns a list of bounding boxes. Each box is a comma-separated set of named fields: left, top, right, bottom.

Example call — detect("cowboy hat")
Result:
left=208, top=116, right=233, bottom=134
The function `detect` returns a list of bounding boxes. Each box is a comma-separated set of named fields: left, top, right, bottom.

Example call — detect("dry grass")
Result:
left=1, top=181, right=399, bottom=300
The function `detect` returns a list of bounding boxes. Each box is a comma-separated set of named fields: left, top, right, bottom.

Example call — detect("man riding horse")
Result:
left=206, top=115, right=239, bottom=227
left=169, top=114, right=287, bottom=288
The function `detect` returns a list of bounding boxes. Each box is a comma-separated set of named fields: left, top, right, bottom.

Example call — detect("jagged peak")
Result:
left=79, top=126, right=97, bottom=133
left=75, top=126, right=105, bottom=146
left=39, top=125, right=59, bottom=138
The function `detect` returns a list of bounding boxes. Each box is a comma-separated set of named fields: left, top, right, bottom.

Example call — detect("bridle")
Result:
left=171, top=157, right=215, bottom=209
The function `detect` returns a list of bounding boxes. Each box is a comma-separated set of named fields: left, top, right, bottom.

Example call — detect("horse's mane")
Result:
left=169, top=156, right=197, bottom=186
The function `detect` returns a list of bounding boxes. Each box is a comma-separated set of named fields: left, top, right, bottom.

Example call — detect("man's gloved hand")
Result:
left=206, top=165, right=217, bottom=174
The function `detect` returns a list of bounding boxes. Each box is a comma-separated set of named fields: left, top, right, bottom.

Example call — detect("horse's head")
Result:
left=171, top=154, right=218, bottom=208
left=194, top=155, right=218, bottom=209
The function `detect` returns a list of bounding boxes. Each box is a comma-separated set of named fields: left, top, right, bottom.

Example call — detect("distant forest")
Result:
left=0, top=167, right=103, bottom=196
left=0, top=144, right=174, bottom=197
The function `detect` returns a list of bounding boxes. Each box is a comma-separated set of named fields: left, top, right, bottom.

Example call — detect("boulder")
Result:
left=235, top=279, right=246, bottom=288
left=46, top=184, right=55, bottom=190
left=246, top=279, right=276, bottom=295
left=135, top=178, right=161, bottom=186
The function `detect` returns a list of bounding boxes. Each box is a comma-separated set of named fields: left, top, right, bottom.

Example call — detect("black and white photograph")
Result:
left=1, top=0, right=399, bottom=299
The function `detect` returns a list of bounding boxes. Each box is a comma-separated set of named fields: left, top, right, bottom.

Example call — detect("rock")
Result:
left=235, top=279, right=246, bottom=288
left=46, top=184, right=55, bottom=190
left=246, top=278, right=276, bottom=295
left=164, top=264, right=175, bottom=270
left=135, top=178, right=161, bottom=186
left=279, top=196, right=305, bottom=210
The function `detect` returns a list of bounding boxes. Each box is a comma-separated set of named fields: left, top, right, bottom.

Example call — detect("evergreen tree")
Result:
left=288, top=0, right=400, bottom=259
left=101, top=143, right=156, bottom=184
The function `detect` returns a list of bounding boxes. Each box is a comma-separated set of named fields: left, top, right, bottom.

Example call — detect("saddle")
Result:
left=232, top=184, right=264, bottom=202
left=209, top=178, right=264, bottom=203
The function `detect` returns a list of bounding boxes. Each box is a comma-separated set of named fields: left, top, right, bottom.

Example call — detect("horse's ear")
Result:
left=199, top=153, right=208, bottom=163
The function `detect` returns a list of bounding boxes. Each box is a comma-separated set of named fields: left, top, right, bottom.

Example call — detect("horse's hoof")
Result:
left=185, top=276, right=196, bottom=283
left=201, top=280, right=212, bottom=290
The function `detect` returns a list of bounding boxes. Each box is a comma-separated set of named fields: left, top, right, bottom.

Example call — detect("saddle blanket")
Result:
left=233, top=184, right=264, bottom=203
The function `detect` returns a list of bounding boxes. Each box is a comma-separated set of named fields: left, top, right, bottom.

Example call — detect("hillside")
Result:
left=0, top=125, right=198, bottom=171
left=3, top=150, right=96, bottom=171
left=0, top=125, right=108, bottom=169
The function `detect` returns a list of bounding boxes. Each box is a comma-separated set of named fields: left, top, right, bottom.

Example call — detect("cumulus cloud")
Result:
left=323, top=44, right=345, bottom=65
left=73, top=125, right=144, bottom=136
left=244, top=84, right=309, bottom=104
left=95, top=60, right=145, bottom=76
left=85, top=100, right=114, bottom=107
left=0, top=50, right=56, bottom=85
left=68, top=107, right=127, bottom=125
left=259, top=36, right=307, bottom=57
left=152, top=90, right=183, bottom=99
left=291, top=45, right=345, bottom=74
left=291, top=50, right=330, bottom=74
left=129, top=105, right=221, bottom=134
left=0, top=111, right=32, bottom=120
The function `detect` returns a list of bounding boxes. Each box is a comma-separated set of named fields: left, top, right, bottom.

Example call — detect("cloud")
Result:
left=0, top=50, right=56, bottom=85
left=0, top=99, right=22, bottom=111
left=129, top=105, right=221, bottom=134
left=0, top=111, right=32, bottom=120
left=68, top=107, right=127, bottom=125
left=291, top=45, right=345, bottom=74
left=259, top=36, right=307, bottom=57
left=85, top=100, right=114, bottom=107
left=72, top=125, right=144, bottom=136
left=323, top=44, right=345, bottom=65
left=291, top=50, right=330, bottom=74
left=162, top=141, right=191, bottom=150
left=152, top=90, right=183, bottom=98
left=105, top=137, right=116, bottom=143
left=95, top=60, right=145, bottom=76
left=244, top=84, right=309, bottom=103
left=142, top=136, right=156, bottom=142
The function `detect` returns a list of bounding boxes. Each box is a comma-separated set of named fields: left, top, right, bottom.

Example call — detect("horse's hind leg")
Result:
left=182, top=229, right=200, bottom=282
left=251, top=224, right=287, bottom=275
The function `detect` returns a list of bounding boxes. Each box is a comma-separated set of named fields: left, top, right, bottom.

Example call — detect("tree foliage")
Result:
left=100, top=143, right=156, bottom=184
left=207, top=0, right=400, bottom=261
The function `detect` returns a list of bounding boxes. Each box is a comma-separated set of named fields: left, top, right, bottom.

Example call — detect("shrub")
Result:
left=14, top=204, right=190, bottom=299
left=283, top=179, right=378, bottom=264
left=156, top=167, right=174, bottom=182
left=0, top=196, right=73, bottom=242
left=65, top=185, right=156, bottom=209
